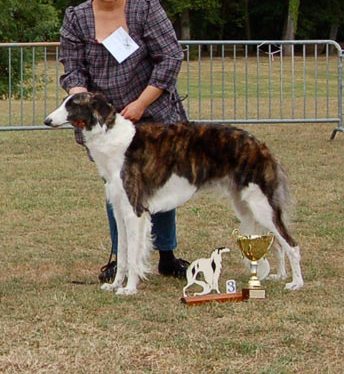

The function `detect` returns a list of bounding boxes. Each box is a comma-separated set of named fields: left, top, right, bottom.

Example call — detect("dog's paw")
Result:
left=284, top=280, right=304, bottom=290
left=116, top=287, right=138, bottom=296
left=268, top=273, right=287, bottom=281
left=100, top=283, right=116, bottom=292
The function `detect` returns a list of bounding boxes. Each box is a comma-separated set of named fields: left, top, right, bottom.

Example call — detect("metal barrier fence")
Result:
left=0, top=40, right=343, bottom=138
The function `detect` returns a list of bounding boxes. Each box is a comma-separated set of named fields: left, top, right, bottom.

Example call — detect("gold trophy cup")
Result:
left=233, top=229, right=274, bottom=299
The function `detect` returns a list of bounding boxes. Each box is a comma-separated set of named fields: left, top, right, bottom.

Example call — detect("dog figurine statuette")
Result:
left=183, top=247, right=230, bottom=297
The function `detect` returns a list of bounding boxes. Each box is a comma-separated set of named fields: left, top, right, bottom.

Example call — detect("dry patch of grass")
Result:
left=0, top=124, right=343, bottom=373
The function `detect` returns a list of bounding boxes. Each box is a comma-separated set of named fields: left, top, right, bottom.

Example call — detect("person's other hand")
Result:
left=121, top=99, right=146, bottom=123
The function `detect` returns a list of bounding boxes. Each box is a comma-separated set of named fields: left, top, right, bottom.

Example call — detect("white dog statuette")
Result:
left=183, top=247, right=230, bottom=297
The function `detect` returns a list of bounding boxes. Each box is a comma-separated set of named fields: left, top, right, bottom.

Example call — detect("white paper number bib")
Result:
left=101, top=27, right=139, bottom=63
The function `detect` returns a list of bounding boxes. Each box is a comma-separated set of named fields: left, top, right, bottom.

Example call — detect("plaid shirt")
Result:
left=60, top=0, right=187, bottom=144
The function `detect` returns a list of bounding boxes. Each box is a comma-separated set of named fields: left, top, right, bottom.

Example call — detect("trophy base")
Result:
left=181, top=292, right=245, bottom=305
left=242, top=288, right=266, bottom=300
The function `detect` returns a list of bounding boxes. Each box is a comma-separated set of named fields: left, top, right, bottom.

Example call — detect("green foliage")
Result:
left=0, top=0, right=60, bottom=42
left=0, top=0, right=59, bottom=99
left=162, top=0, right=222, bottom=26
left=298, top=0, right=344, bottom=39
left=51, top=0, right=84, bottom=21
left=162, top=0, right=221, bottom=17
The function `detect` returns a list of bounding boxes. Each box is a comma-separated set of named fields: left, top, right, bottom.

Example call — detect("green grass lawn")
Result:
left=0, top=124, right=343, bottom=373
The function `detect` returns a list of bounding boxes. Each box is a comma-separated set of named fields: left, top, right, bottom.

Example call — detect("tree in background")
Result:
left=0, top=0, right=59, bottom=98
left=48, top=0, right=344, bottom=42
left=298, top=0, right=344, bottom=41
left=283, top=0, right=300, bottom=41
left=0, top=0, right=59, bottom=42
left=283, top=0, right=300, bottom=55
left=162, top=0, right=223, bottom=40
left=52, top=0, right=83, bottom=19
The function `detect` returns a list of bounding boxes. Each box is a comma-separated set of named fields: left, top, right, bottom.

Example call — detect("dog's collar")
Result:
left=72, top=119, right=86, bottom=129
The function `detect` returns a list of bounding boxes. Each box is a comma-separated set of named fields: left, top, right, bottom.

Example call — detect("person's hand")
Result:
left=121, top=99, right=146, bottom=123
left=69, top=87, right=88, bottom=95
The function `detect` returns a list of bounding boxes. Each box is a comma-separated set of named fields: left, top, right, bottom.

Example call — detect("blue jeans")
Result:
left=106, top=201, right=177, bottom=254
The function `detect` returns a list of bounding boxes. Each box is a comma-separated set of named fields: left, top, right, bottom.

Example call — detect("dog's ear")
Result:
left=71, top=92, right=91, bottom=105
left=91, top=93, right=114, bottom=123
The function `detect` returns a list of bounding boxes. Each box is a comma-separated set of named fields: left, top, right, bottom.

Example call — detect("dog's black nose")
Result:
left=44, top=118, right=52, bottom=126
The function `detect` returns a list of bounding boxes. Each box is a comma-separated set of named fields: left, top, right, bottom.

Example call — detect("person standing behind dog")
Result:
left=59, top=0, right=189, bottom=281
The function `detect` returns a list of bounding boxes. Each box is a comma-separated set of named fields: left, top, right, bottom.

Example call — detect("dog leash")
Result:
left=100, top=249, right=114, bottom=273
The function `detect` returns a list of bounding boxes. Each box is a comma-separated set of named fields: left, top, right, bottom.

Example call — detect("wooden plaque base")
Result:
left=181, top=292, right=246, bottom=305
left=242, top=288, right=266, bottom=300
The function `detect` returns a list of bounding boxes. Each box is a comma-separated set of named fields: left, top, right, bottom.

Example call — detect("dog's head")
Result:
left=44, top=92, right=114, bottom=130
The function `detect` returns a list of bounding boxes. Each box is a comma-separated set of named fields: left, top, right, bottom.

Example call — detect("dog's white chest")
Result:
left=148, top=174, right=197, bottom=214
left=85, top=119, right=135, bottom=182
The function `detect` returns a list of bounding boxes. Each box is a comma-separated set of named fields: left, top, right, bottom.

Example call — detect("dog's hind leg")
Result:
left=240, top=183, right=304, bottom=290
left=267, top=243, right=288, bottom=281
left=234, top=195, right=287, bottom=282
left=231, top=196, right=271, bottom=280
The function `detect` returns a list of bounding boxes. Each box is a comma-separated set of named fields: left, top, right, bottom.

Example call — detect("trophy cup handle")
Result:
left=232, top=228, right=240, bottom=238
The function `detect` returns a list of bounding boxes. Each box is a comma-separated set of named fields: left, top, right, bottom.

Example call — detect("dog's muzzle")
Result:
left=43, top=116, right=70, bottom=128
left=44, top=117, right=53, bottom=127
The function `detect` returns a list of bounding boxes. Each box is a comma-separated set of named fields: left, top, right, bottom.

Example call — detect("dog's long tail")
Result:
left=272, top=162, right=297, bottom=246
left=274, top=163, right=292, bottom=217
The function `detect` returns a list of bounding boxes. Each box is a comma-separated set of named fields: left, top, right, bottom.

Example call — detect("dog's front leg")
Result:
left=112, top=214, right=128, bottom=289
left=101, top=205, right=128, bottom=292
left=116, top=212, right=144, bottom=296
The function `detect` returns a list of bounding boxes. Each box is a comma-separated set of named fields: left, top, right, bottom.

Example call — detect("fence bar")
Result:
left=233, top=44, right=237, bottom=120
left=198, top=44, right=201, bottom=120
left=32, top=46, right=36, bottom=126
left=221, top=44, right=225, bottom=120
left=325, top=44, right=330, bottom=118
left=43, top=46, right=48, bottom=117
left=0, top=40, right=342, bottom=139
left=256, top=45, right=260, bottom=120
left=244, top=44, right=248, bottom=119
left=268, top=44, right=272, bottom=118
left=55, top=46, right=60, bottom=106
left=291, top=44, right=295, bottom=119
left=279, top=45, right=283, bottom=119
left=303, top=44, right=307, bottom=119
left=210, top=44, right=214, bottom=119
left=330, top=48, right=344, bottom=138
left=20, top=47, right=24, bottom=126
left=314, top=44, right=318, bottom=119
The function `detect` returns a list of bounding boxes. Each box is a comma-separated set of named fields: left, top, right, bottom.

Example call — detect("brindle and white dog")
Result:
left=44, top=92, right=304, bottom=295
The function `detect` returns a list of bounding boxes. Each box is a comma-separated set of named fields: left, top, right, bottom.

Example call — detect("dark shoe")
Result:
left=158, top=258, right=190, bottom=279
left=98, top=260, right=117, bottom=283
